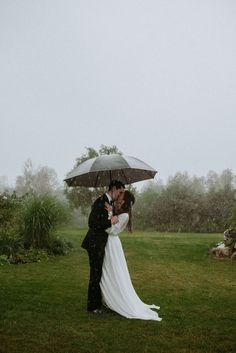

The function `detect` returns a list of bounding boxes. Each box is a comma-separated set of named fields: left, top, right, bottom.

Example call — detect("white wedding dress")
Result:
left=100, top=213, right=162, bottom=321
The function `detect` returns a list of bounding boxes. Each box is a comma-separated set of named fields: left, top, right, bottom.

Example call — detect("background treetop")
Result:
left=75, top=145, right=122, bottom=167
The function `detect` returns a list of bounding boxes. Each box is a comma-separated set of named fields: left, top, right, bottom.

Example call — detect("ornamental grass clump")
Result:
left=20, top=194, right=70, bottom=252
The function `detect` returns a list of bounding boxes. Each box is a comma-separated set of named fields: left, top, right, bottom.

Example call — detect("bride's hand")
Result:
left=104, top=202, right=113, bottom=212
left=111, top=216, right=118, bottom=224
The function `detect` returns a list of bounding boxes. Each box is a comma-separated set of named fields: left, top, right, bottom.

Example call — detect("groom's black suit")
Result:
left=81, top=193, right=112, bottom=311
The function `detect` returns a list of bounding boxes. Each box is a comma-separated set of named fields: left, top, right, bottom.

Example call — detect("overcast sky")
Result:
left=0, top=0, right=236, bottom=188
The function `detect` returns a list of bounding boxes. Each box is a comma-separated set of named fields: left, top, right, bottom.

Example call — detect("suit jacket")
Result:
left=81, top=194, right=112, bottom=252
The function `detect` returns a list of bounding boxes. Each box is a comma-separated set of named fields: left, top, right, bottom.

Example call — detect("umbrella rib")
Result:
left=94, top=173, right=99, bottom=188
left=121, top=169, right=129, bottom=185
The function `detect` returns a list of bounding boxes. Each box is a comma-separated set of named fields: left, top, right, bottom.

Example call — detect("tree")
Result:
left=0, top=176, right=9, bottom=193
left=134, top=181, right=163, bottom=229
left=133, top=170, right=236, bottom=232
left=74, top=145, right=122, bottom=168
left=204, top=170, right=236, bottom=232
left=15, top=159, right=60, bottom=196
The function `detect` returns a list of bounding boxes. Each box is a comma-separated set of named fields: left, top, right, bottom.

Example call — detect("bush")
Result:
left=0, top=193, right=73, bottom=265
left=0, top=255, right=10, bottom=265
left=48, top=236, right=74, bottom=255
left=0, top=233, right=23, bottom=258
left=10, top=248, right=50, bottom=264
left=20, top=194, right=70, bottom=249
left=134, top=170, right=236, bottom=233
left=0, top=192, right=21, bottom=235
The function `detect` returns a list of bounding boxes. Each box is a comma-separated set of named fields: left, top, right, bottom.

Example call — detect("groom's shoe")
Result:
left=92, top=308, right=103, bottom=314
left=88, top=308, right=103, bottom=314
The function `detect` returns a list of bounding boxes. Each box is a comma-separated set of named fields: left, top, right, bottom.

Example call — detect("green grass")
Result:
left=0, top=227, right=235, bottom=353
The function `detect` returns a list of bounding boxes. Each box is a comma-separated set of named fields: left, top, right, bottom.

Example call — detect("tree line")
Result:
left=1, top=145, right=235, bottom=233
left=134, top=170, right=236, bottom=233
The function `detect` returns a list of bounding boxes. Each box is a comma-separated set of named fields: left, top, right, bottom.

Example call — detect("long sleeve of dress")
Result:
left=106, top=213, right=129, bottom=236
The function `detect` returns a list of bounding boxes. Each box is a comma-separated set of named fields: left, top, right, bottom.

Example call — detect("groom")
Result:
left=81, top=179, right=125, bottom=313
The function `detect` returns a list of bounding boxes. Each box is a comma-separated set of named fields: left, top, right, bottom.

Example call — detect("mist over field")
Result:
left=0, top=0, right=235, bottom=187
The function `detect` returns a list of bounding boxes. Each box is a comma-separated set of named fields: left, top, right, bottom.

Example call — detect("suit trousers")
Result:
left=86, top=249, right=105, bottom=311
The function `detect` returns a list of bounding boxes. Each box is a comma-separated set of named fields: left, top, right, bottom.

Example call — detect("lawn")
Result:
left=0, top=227, right=235, bottom=353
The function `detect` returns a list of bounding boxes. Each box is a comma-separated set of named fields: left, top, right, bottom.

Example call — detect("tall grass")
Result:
left=20, top=194, right=70, bottom=249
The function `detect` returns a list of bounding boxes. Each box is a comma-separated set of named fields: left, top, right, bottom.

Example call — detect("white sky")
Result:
left=0, top=0, right=236, bottom=187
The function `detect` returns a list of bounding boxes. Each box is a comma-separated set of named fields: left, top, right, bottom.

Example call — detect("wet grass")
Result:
left=0, top=227, right=235, bottom=353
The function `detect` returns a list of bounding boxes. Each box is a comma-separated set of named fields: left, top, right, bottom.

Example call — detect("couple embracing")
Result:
left=81, top=180, right=162, bottom=321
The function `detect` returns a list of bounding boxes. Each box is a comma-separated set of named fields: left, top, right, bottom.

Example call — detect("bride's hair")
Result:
left=118, top=190, right=135, bottom=233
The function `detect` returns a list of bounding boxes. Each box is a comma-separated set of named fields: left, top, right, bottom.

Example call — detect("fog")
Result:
left=0, top=0, right=235, bottom=187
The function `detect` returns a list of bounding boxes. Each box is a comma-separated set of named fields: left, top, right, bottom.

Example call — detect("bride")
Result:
left=100, top=190, right=162, bottom=321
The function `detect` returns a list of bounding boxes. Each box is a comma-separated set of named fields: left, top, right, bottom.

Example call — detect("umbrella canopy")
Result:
left=64, top=154, right=157, bottom=187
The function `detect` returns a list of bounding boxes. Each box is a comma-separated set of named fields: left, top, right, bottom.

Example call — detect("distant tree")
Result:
left=206, top=169, right=235, bottom=192
left=218, top=169, right=236, bottom=191
left=74, top=145, right=122, bottom=168
left=142, top=173, right=202, bottom=231
left=204, top=169, right=236, bottom=231
left=206, top=170, right=219, bottom=192
left=15, top=159, right=59, bottom=196
left=134, top=170, right=236, bottom=232
left=0, top=176, right=9, bottom=193
left=75, top=147, right=99, bottom=167
left=134, top=181, right=164, bottom=229
left=98, top=145, right=122, bottom=156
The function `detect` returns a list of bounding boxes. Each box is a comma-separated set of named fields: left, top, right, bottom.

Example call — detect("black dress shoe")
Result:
left=91, top=308, right=103, bottom=314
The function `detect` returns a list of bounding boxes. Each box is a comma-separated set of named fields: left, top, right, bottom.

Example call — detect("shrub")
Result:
left=0, top=192, right=20, bottom=235
left=0, top=255, right=10, bottom=265
left=20, top=194, right=70, bottom=249
left=0, top=233, right=23, bottom=258
left=10, top=248, right=50, bottom=264
left=0, top=193, right=73, bottom=265
left=48, top=236, right=74, bottom=255
left=0, top=192, right=23, bottom=258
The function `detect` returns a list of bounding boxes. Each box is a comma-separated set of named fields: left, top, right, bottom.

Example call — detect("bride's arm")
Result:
left=106, top=213, right=129, bottom=235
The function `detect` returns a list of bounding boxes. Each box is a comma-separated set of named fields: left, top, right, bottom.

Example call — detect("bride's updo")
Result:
left=118, top=190, right=135, bottom=233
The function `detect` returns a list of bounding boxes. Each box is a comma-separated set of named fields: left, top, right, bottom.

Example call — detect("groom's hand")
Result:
left=111, top=216, right=118, bottom=224
left=104, top=202, right=113, bottom=212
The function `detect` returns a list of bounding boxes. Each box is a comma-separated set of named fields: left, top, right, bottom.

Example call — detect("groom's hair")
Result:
left=108, top=180, right=125, bottom=190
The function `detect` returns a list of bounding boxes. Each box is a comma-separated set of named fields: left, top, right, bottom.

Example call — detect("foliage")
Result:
left=48, top=236, right=74, bottom=255
left=0, top=233, right=23, bottom=258
left=10, top=248, right=50, bottom=264
left=0, top=192, right=23, bottom=259
left=19, top=194, right=71, bottom=249
left=0, top=192, right=73, bottom=265
left=0, top=192, right=20, bottom=235
left=0, top=175, right=9, bottom=193
left=15, top=159, right=60, bottom=196
left=227, top=206, right=236, bottom=229
left=134, top=169, right=236, bottom=233
left=0, top=254, right=10, bottom=265
left=75, top=145, right=122, bottom=167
